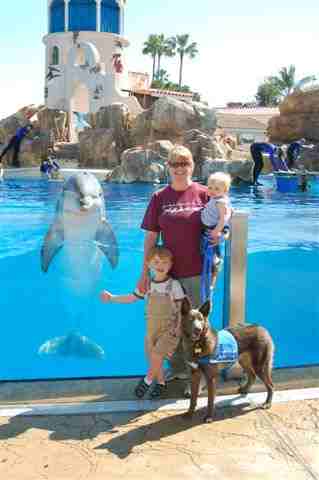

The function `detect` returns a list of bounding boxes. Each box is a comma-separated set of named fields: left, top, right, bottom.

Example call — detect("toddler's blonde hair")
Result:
left=208, top=172, right=231, bottom=192
left=146, top=246, right=173, bottom=264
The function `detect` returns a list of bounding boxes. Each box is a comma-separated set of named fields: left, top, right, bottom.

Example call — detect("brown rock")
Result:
left=79, top=128, right=119, bottom=169
left=279, top=88, right=319, bottom=115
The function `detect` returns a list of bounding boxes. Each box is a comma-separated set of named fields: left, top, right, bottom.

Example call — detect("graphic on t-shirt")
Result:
left=162, top=202, right=204, bottom=214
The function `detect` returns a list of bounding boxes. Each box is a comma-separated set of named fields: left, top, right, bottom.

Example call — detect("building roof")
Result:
left=128, top=87, right=193, bottom=99
left=216, top=113, right=268, bottom=131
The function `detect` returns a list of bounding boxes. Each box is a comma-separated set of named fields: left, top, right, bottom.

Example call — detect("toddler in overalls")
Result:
left=100, top=246, right=184, bottom=399
left=200, top=172, right=232, bottom=302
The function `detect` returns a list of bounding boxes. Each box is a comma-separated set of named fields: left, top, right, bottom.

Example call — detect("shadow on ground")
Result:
left=0, top=410, right=143, bottom=442
left=0, top=397, right=258, bottom=449
left=95, top=401, right=258, bottom=459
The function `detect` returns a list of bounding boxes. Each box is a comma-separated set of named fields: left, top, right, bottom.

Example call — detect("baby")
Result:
left=200, top=172, right=232, bottom=299
left=201, top=172, right=232, bottom=241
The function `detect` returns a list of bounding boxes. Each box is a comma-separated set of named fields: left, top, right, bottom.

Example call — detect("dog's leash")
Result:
left=200, top=232, right=225, bottom=303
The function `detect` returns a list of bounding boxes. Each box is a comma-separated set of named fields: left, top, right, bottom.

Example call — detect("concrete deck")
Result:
left=0, top=367, right=319, bottom=479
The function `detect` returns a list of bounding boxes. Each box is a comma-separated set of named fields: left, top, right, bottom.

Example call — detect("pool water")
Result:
left=0, top=175, right=318, bottom=380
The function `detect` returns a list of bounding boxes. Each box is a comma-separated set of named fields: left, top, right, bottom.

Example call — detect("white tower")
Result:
left=43, top=0, right=141, bottom=132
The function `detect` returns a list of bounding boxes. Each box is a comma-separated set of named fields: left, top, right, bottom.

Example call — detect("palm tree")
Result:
left=169, top=34, right=198, bottom=87
left=272, top=65, right=316, bottom=96
left=142, top=34, right=159, bottom=81
left=155, top=34, right=175, bottom=78
left=143, top=34, right=175, bottom=81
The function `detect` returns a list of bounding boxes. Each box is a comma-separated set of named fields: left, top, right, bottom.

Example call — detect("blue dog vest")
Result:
left=197, top=330, right=238, bottom=365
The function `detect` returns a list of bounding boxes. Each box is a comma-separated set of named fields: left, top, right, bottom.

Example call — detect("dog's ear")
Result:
left=199, top=300, right=211, bottom=318
left=181, top=296, right=192, bottom=315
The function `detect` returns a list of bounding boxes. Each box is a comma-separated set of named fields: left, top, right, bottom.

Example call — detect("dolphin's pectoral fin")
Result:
left=95, top=219, right=119, bottom=269
left=41, top=222, right=64, bottom=272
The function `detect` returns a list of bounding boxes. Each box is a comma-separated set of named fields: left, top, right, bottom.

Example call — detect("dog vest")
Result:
left=197, top=329, right=238, bottom=365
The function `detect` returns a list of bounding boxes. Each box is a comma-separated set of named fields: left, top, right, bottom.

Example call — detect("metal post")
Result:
left=223, top=211, right=248, bottom=380
left=96, top=0, right=101, bottom=32
left=223, top=211, right=248, bottom=327
left=65, top=0, right=69, bottom=32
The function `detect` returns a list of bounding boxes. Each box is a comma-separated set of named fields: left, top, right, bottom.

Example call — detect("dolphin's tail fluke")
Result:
left=38, top=332, right=105, bottom=360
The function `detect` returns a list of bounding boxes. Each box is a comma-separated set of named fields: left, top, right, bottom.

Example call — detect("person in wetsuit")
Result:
left=286, top=141, right=303, bottom=169
left=250, top=142, right=274, bottom=185
left=0, top=124, right=33, bottom=168
left=250, top=142, right=288, bottom=185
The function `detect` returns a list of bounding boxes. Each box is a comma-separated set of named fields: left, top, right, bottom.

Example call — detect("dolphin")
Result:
left=41, top=171, right=118, bottom=273
left=39, top=172, right=118, bottom=359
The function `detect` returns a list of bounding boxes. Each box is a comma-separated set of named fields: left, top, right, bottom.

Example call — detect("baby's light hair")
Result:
left=168, top=145, right=193, bottom=165
left=207, top=172, right=232, bottom=192
left=146, top=246, right=173, bottom=264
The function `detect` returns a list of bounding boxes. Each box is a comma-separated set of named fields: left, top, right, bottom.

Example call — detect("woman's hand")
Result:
left=100, top=290, right=113, bottom=303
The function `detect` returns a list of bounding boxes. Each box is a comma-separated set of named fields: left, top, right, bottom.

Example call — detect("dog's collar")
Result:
left=192, top=326, right=210, bottom=356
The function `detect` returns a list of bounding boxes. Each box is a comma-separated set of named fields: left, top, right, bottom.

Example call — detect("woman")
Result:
left=137, top=145, right=212, bottom=381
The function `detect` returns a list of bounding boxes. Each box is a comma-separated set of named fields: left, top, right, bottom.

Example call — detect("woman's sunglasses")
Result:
left=168, top=161, right=192, bottom=168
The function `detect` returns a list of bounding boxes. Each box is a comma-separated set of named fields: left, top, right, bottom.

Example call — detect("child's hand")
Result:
left=100, top=290, right=113, bottom=303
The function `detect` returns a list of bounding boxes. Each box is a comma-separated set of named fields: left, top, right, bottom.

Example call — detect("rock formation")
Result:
left=268, top=89, right=319, bottom=171
left=1, top=97, right=254, bottom=181
left=268, top=89, right=319, bottom=143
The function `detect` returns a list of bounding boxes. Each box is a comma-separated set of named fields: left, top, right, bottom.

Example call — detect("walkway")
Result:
left=0, top=396, right=318, bottom=479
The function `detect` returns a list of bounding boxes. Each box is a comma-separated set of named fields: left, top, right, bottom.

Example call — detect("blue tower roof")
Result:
left=49, top=0, right=121, bottom=34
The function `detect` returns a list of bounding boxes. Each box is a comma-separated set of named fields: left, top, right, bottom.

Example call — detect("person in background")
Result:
left=40, top=148, right=60, bottom=179
left=137, top=145, right=210, bottom=385
left=250, top=141, right=288, bottom=185
left=286, top=140, right=304, bottom=169
left=0, top=124, right=33, bottom=168
left=100, top=246, right=184, bottom=399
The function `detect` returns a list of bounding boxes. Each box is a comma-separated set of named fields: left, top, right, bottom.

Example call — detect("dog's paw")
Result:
left=261, top=402, right=272, bottom=410
left=204, top=415, right=214, bottom=424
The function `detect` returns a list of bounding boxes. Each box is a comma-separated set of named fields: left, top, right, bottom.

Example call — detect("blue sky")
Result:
left=0, top=0, right=318, bottom=119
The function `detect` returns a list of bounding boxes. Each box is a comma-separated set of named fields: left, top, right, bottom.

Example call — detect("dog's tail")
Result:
left=260, top=332, right=275, bottom=387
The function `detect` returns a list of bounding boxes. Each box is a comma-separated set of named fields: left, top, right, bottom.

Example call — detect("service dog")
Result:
left=181, top=297, right=274, bottom=423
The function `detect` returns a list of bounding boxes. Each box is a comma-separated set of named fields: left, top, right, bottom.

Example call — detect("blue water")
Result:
left=0, top=175, right=318, bottom=380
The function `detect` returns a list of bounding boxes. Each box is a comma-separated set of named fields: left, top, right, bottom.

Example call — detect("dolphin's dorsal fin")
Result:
left=41, top=221, right=64, bottom=273
left=95, top=219, right=119, bottom=269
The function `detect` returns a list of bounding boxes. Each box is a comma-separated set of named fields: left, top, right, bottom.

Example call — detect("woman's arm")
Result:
left=137, top=230, right=159, bottom=293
